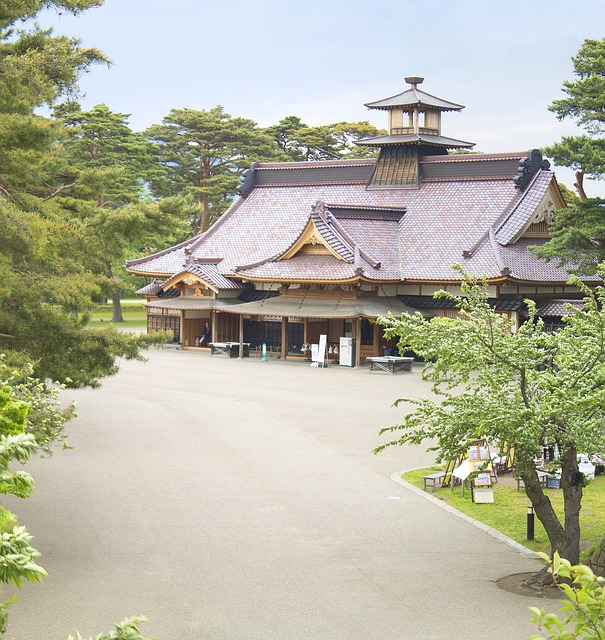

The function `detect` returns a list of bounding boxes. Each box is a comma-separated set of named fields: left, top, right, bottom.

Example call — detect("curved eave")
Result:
left=364, top=89, right=464, bottom=112
left=234, top=274, right=401, bottom=286
left=356, top=134, right=474, bottom=148
left=127, top=268, right=175, bottom=278
left=403, top=276, right=510, bottom=285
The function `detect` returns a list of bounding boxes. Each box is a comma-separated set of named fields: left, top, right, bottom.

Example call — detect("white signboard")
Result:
left=318, top=334, right=327, bottom=367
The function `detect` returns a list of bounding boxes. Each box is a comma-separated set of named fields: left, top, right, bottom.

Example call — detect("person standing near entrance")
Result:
left=200, top=322, right=211, bottom=346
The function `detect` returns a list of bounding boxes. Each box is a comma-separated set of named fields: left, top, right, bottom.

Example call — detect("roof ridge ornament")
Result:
left=514, top=149, right=551, bottom=191
left=404, top=76, right=424, bottom=89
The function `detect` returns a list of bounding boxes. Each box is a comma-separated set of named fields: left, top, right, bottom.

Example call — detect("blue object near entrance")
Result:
left=261, top=343, right=267, bottom=362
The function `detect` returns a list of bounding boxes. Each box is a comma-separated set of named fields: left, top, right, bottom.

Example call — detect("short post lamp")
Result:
left=527, top=505, right=535, bottom=541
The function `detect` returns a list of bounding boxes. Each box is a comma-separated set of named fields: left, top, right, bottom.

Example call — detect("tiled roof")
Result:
left=494, top=171, right=553, bottom=244
left=126, top=157, right=577, bottom=286
left=399, top=295, right=525, bottom=311
left=365, top=87, right=464, bottom=111
left=356, top=133, right=474, bottom=148
left=496, top=238, right=598, bottom=282
left=135, top=279, right=179, bottom=297
left=535, top=299, right=585, bottom=316
left=183, top=263, right=251, bottom=290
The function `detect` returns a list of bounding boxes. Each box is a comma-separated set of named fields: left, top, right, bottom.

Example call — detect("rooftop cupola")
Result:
left=357, top=76, right=475, bottom=188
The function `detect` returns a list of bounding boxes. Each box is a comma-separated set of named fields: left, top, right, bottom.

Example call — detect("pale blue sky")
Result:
left=39, top=0, right=605, bottom=195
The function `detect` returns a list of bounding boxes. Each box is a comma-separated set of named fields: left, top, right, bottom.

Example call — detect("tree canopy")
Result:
left=0, top=2, right=171, bottom=385
left=145, top=106, right=279, bottom=235
left=535, top=38, right=605, bottom=273
left=545, top=37, right=605, bottom=199
left=374, top=267, right=605, bottom=568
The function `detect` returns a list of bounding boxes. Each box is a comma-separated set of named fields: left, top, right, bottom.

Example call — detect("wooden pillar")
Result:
left=179, top=310, right=185, bottom=347
left=239, top=314, right=244, bottom=358
left=303, top=318, right=309, bottom=345
left=281, top=317, right=288, bottom=360
left=210, top=310, right=216, bottom=342
left=354, top=318, right=361, bottom=367
left=373, top=321, right=382, bottom=357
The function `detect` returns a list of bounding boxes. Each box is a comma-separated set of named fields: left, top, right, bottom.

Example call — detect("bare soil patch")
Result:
left=496, top=572, right=562, bottom=599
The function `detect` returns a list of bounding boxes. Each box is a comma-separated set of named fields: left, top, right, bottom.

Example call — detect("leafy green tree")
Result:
left=529, top=552, right=605, bottom=639
left=531, top=198, right=605, bottom=275
left=0, top=1, right=169, bottom=383
left=66, top=616, right=154, bottom=640
left=50, top=102, right=183, bottom=321
left=264, top=117, right=384, bottom=161
left=374, top=266, right=605, bottom=572
left=0, top=380, right=47, bottom=635
left=146, top=106, right=279, bottom=235
left=1, top=357, right=75, bottom=454
left=546, top=38, right=605, bottom=200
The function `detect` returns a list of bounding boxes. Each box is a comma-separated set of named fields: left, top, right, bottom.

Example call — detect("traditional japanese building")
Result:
left=126, top=77, right=577, bottom=365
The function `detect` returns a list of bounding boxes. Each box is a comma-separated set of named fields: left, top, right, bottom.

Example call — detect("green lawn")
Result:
left=88, top=300, right=147, bottom=328
left=403, top=467, right=605, bottom=560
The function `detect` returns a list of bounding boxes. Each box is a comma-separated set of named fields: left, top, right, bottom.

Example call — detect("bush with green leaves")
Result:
left=529, top=552, right=605, bottom=639
left=67, top=616, right=155, bottom=640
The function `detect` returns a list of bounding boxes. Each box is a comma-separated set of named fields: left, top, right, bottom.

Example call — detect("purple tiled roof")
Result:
left=126, top=156, right=576, bottom=286
left=494, top=171, right=553, bottom=244
left=535, top=299, right=585, bottom=316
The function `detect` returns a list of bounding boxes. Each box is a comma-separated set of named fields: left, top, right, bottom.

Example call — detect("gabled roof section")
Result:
left=163, top=261, right=250, bottom=293
left=236, top=200, right=382, bottom=275
left=494, top=171, right=564, bottom=245
left=135, top=279, right=180, bottom=298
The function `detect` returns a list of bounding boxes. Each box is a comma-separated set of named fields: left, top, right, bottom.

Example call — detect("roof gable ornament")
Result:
left=514, top=149, right=551, bottom=191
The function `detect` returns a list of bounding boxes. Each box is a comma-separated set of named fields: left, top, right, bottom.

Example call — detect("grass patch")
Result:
left=87, top=300, right=147, bottom=328
left=404, top=468, right=605, bottom=560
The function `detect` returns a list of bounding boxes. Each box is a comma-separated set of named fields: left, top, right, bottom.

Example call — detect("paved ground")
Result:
left=4, top=349, right=554, bottom=639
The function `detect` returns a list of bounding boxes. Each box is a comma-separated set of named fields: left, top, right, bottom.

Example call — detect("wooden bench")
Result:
left=209, top=342, right=250, bottom=358
left=423, top=471, right=446, bottom=492
left=366, top=356, right=413, bottom=373
left=516, top=470, right=549, bottom=491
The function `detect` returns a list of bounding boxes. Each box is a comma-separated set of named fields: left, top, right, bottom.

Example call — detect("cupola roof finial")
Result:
left=404, top=76, right=424, bottom=89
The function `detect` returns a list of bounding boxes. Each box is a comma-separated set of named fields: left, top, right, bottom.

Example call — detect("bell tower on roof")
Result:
left=357, top=76, right=475, bottom=188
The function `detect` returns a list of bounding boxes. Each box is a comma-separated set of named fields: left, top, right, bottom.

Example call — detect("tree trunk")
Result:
left=521, top=446, right=582, bottom=566
left=104, top=262, right=124, bottom=323
left=574, top=170, right=588, bottom=200
left=589, top=536, right=605, bottom=577
left=558, top=446, right=583, bottom=565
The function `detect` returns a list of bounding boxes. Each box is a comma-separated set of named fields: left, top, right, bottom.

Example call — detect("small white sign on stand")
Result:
left=311, top=336, right=328, bottom=368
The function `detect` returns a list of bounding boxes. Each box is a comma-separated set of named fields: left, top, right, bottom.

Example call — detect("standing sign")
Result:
left=318, top=334, right=327, bottom=367
left=470, top=441, right=494, bottom=503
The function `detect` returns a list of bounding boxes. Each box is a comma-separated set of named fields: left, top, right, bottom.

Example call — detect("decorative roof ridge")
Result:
left=488, top=227, right=511, bottom=277
left=420, top=152, right=528, bottom=163
left=254, top=181, right=369, bottom=188
left=313, top=202, right=382, bottom=269
left=325, top=203, right=407, bottom=213
left=234, top=253, right=282, bottom=274
left=462, top=231, right=489, bottom=260
left=255, top=159, right=376, bottom=170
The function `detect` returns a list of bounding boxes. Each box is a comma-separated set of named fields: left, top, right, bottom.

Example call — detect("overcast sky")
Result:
left=39, top=0, right=605, bottom=195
